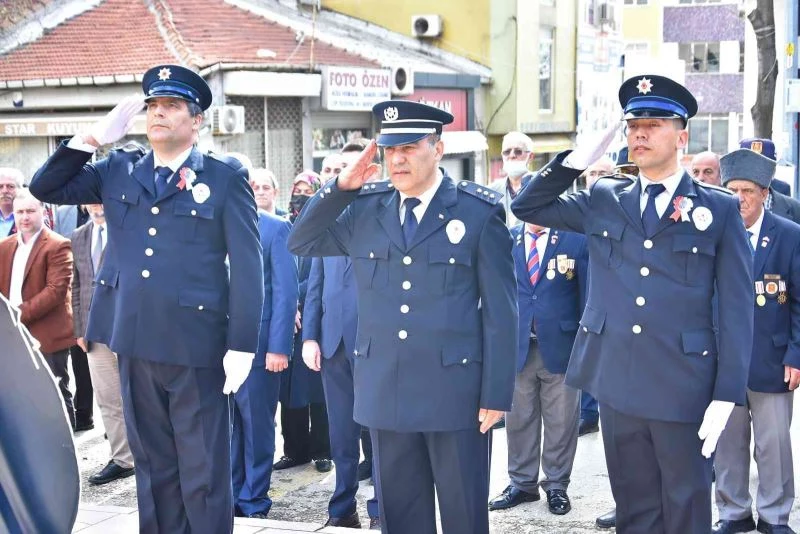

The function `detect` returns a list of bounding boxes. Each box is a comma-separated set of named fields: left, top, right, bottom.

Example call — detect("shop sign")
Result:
left=399, top=88, right=468, bottom=131
left=322, top=67, right=392, bottom=111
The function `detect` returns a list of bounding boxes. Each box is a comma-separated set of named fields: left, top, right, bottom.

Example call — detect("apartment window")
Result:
left=688, top=114, right=729, bottom=155
left=539, top=27, right=554, bottom=112
left=678, top=42, right=720, bottom=73
left=624, top=0, right=648, bottom=5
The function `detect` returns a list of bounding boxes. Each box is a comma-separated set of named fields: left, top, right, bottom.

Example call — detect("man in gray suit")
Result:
left=71, top=204, right=135, bottom=484
left=54, top=204, right=88, bottom=237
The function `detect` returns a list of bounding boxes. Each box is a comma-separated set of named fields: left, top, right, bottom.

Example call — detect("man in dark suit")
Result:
left=29, top=64, right=264, bottom=534
left=71, top=204, right=135, bottom=484
left=0, top=190, right=75, bottom=427
left=713, top=149, right=800, bottom=534
left=489, top=224, right=587, bottom=515
left=302, top=142, right=382, bottom=529
left=288, top=100, right=517, bottom=534
left=511, top=75, right=753, bottom=533
left=230, top=207, right=297, bottom=519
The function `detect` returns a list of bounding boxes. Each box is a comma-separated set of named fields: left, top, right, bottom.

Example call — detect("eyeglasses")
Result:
left=501, top=148, right=530, bottom=157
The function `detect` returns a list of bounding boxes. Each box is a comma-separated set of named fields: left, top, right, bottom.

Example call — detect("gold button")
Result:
left=145, top=248, right=154, bottom=256
left=148, top=227, right=157, bottom=236
left=640, top=267, right=650, bottom=276
left=636, top=297, right=646, bottom=306
left=398, top=330, right=408, bottom=340
left=403, top=256, right=412, bottom=265
left=644, top=240, right=653, bottom=249
left=400, top=305, right=409, bottom=314
left=632, top=325, right=642, bottom=334
left=141, top=269, right=150, bottom=278
left=402, top=281, right=412, bottom=290
left=151, top=206, right=160, bottom=215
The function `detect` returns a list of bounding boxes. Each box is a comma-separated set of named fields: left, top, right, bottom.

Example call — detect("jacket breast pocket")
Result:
left=174, top=202, right=215, bottom=241
left=587, top=220, right=624, bottom=268
left=672, top=235, right=715, bottom=286
left=428, top=248, right=472, bottom=295
left=351, top=243, right=389, bottom=289
left=104, top=189, right=139, bottom=229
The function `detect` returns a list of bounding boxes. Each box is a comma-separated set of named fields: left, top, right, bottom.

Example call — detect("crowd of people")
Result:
left=0, top=63, right=797, bottom=534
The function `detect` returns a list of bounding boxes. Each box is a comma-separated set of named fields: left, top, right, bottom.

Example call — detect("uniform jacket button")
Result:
left=398, top=330, right=408, bottom=340
left=632, top=325, right=642, bottom=334
left=403, top=256, right=412, bottom=265
left=141, top=269, right=150, bottom=278
left=644, top=239, right=653, bottom=249
left=402, top=281, right=411, bottom=290
left=198, top=305, right=204, bottom=311
left=151, top=206, right=160, bottom=215
left=640, top=267, right=650, bottom=276
left=149, top=227, right=157, bottom=236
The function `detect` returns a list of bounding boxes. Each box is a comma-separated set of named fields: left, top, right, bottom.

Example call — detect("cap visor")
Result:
left=377, top=132, right=431, bottom=147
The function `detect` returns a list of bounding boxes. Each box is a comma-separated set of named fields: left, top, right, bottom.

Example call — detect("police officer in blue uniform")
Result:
left=511, top=75, right=753, bottom=534
left=231, top=208, right=297, bottom=518
left=29, top=65, right=264, bottom=534
left=489, top=224, right=587, bottom=514
left=288, top=100, right=517, bottom=534
left=713, top=149, right=800, bottom=534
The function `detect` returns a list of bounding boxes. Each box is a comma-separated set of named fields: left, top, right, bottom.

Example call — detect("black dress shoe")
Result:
left=369, top=517, right=381, bottom=530
left=314, top=458, right=333, bottom=472
left=324, top=512, right=361, bottom=528
left=578, top=418, right=599, bottom=436
left=596, top=508, right=616, bottom=529
left=247, top=512, right=269, bottom=519
left=73, top=421, right=95, bottom=432
left=88, top=460, right=135, bottom=485
left=545, top=489, right=571, bottom=515
left=488, top=485, right=539, bottom=511
left=757, top=518, right=796, bottom=534
left=712, top=517, right=756, bottom=534
left=273, top=456, right=309, bottom=470
left=357, top=459, right=372, bottom=481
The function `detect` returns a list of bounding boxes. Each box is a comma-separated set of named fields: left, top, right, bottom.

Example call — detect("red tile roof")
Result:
left=0, top=0, right=376, bottom=83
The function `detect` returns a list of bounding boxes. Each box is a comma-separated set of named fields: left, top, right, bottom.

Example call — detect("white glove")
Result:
left=564, top=122, right=621, bottom=170
left=697, top=400, right=735, bottom=458
left=222, top=349, right=254, bottom=394
left=302, top=340, right=322, bottom=372
left=89, top=95, right=145, bottom=146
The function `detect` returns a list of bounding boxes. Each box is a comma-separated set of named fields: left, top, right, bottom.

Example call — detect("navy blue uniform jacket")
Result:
left=303, top=256, right=358, bottom=360
left=287, top=173, right=518, bottom=432
left=511, top=225, right=588, bottom=374
left=750, top=209, right=800, bottom=392
left=511, top=152, right=753, bottom=424
left=29, top=142, right=264, bottom=367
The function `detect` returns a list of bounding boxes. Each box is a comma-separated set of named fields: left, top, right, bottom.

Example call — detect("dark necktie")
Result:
left=92, top=225, right=104, bottom=274
left=155, top=166, right=172, bottom=197
left=402, top=198, right=422, bottom=246
left=642, top=183, right=666, bottom=237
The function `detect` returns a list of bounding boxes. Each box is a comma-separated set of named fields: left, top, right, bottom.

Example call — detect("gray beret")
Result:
left=720, top=148, right=776, bottom=189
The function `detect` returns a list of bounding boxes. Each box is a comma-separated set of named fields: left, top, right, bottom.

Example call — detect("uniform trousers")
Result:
left=118, top=356, right=232, bottom=534
left=43, top=348, right=74, bottom=429
left=601, top=402, right=712, bottom=534
left=321, top=342, right=379, bottom=519
left=371, top=427, right=490, bottom=534
left=281, top=403, right=330, bottom=461
left=580, top=391, right=599, bottom=424
left=70, top=343, right=94, bottom=427
left=715, top=389, right=794, bottom=525
left=507, top=341, right=579, bottom=493
left=87, top=343, right=133, bottom=468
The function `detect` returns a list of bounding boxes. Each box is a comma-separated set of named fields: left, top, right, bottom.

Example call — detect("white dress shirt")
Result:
left=153, top=146, right=194, bottom=183
left=9, top=229, right=42, bottom=307
left=746, top=208, right=765, bottom=252
left=638, top=169, right=685, bottom=217
left=398, top=170, right=444, bottom=224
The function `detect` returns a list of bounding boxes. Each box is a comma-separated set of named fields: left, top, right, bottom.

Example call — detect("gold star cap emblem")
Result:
left=636, top=77, right=653, bottom=95
left=158, top=67, right=172, bottom=81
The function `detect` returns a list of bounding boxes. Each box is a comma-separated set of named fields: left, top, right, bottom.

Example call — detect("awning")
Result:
left=442, top=130, right=488, bottom=155
left=530, top=134, right=573, bottom=154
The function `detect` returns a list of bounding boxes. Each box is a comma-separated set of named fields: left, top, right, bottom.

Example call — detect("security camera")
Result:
left=11, top=92, right=23, bottom=108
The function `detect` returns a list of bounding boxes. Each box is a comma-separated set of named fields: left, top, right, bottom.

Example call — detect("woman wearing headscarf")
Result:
left=275, top=171, right=332, bottom=473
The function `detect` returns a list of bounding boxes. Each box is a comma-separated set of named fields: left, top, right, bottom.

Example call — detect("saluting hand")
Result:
left=86, top=94, right=145, bottom=147
left=336, top=139, right=381, bottom=191
left=564, top=121, right=621, bottom=170
left=785, top=365, right=800, bottom=390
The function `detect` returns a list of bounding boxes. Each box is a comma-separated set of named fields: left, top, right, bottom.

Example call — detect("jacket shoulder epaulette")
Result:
left=694, top=179, right=733, bottom=195
left=358, top=180, right=395, bottom=195
left=207, top=152, right=246, bottom=172
left=110, top=141, right=146, bottom=156
left=457, top=180, right=502, bottom=205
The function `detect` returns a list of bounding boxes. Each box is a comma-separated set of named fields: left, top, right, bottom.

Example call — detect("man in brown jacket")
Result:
left=0, top=189, right=75, bottom=427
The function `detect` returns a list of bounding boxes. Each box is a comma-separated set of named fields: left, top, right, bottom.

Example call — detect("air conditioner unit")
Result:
left=211, top=105, right=245, bottom=135
left=411, top=15, right=442, bottom=38
left=390, top=65, right=415, bottom=96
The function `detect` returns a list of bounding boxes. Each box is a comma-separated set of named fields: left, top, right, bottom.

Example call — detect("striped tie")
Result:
left=527, top=231, right=543, bottom=286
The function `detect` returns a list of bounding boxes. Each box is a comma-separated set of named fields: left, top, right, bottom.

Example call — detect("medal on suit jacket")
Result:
left=755, top=281, right=766, bottom=307
left=557, top=254, right=568, bottom=274
left=778, top=280, right=788, bottom=304
left=565, top=259, right=576, bottom=280
left=546, top=259, right=556, bottom=280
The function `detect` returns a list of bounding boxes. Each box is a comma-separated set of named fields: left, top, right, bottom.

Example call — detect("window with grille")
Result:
left=0, top=137, right=49, bottom=184
left=266, top=97, right=304, bottom=212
